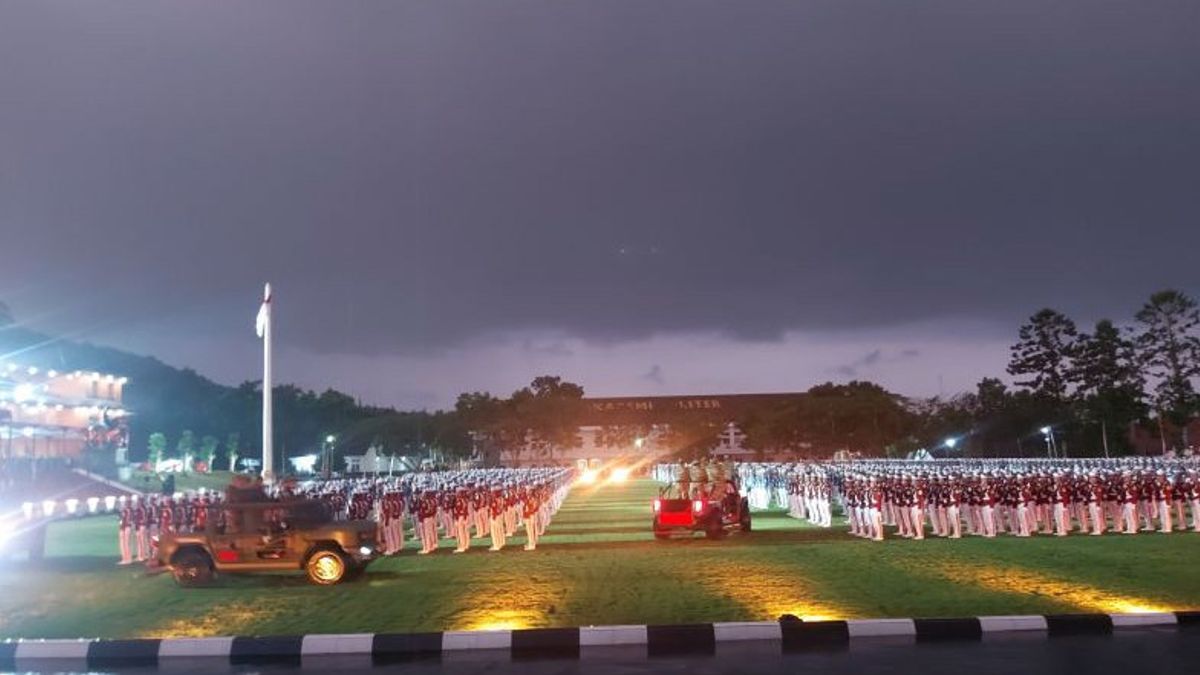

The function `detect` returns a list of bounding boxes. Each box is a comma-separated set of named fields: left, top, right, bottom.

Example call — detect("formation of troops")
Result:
left=115, top=491, right=222, bottom=564
left=111, top=455, right=1200, bottom=564
left=292, top=467, right=572, bottom=554
left=728, top=458, right=1200, bottom=541
left=114, top=467, right=572, bottom=564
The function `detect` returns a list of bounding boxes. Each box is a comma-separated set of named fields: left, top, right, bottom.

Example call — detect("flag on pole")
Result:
left=256, top=283, right=271, bottom=338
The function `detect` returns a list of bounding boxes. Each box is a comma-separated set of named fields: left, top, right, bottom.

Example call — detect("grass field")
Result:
left=2, top=478, right=1198, bottom=639
left=120, top=470, right=238, bottom=495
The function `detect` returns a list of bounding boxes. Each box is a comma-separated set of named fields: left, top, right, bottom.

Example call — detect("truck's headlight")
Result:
left=359, top=546, right=373, bottom=556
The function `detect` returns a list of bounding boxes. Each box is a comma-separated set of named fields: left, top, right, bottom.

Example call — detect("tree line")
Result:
left=7, top=289, right=1198, bottom=468
left=453, top=290, right=1199, bottom=460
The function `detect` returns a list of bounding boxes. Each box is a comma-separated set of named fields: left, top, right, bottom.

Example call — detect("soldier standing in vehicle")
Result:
left=678, top=462, right=691, bottom=499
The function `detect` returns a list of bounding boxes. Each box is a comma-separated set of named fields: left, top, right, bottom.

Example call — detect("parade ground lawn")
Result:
left=3, top=479, right=1199, bottom=639
left=120, top=470, right=236, bottom=495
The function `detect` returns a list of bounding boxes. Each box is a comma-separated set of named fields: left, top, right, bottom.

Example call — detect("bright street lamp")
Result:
left=1040, top=426, right=1057, bottom=458
left=944, top=437, right=957, bottom=449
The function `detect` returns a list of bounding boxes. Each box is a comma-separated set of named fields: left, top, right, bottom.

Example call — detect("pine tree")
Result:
left=1070, top=320, right=1145, bottom=455
left=1135, top=290, right=1200, bottom=446
left=1008, top=309, right=1078, bottom=402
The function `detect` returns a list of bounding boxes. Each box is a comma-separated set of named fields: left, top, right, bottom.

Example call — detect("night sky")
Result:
left=2, top=1, right=1198, bottom=408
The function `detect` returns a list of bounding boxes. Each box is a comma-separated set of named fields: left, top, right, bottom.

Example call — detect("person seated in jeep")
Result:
left=225, top=474, right=269, bottom=503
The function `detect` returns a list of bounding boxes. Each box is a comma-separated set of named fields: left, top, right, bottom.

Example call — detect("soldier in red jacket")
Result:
left=452, top=488, right=472, bottom=554
left=1051, top=474, right=1071, bottom=537
left=417, top=490, right=439, bottom=555
left=193, top=497, right=209, bottom=533
left=488, top=487, right=507, bottom=552
left=522, top=488, right=541, bottom=551
left=1120, top=472, right=1140, bottom=534
left=159, top=498, right=175, bottom=535
left=117, top=501, right=133, bottom=565
left=133, top=498, right=150, bottom=561
left=1184, top=469, right=1200, bottom=532
left=1154, top=471, right=1173, bottom=533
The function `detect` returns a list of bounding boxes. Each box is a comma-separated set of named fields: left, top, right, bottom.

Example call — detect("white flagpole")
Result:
left=258, top=283, right=274, bottom=485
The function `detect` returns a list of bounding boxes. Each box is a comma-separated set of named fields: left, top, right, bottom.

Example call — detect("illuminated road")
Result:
left=52, top=627, right=1198, bottom=674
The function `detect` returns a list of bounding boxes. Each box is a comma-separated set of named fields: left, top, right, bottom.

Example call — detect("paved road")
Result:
left=41, top=627, right=1195, bottom=675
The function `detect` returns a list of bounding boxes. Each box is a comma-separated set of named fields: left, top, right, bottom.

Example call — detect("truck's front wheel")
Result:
left=305, top=549, right=349, bottom=585
left=172, top=549, right=215, bottom=587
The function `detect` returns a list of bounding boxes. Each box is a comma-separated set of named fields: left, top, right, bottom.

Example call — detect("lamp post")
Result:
left=321, top=434, right=335, bottom=479
left=1040, top=426, right=1058, bottom=458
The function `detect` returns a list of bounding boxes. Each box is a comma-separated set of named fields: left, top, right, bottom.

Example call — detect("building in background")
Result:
left=0, top=363, right=130, bottom=460
left=497, top=393, right=805, bottom=467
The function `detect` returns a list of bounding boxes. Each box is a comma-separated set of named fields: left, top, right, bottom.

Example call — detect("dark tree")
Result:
left=511, top=376, right=586, bottom=463
left=1135, top=290, right=1200, bottom=447
left=1008, top=308, right=1078, bottom=402
left=1070, top=320, right=1146, bottom=455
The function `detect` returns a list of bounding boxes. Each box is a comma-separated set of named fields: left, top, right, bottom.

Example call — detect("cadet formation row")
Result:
left=114, top=467, right=573, bottom=564
left=291, top=467, right=573, bottom=554
left=729, top=458, right=1200, bottom=540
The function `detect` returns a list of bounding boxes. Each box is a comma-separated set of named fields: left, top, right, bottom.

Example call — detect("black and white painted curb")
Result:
left=1, top=611, right=1196, bottom=667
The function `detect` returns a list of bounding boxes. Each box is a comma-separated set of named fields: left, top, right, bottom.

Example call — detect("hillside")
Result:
left=0, top=326, right=418, bottom=463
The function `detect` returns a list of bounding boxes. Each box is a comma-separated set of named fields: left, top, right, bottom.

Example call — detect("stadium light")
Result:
left=0, top=519, right=15, bottom=548
left=325, top=434, right=336, bottom=444
left=944, top=438, right=958, bottom=449
left=634, top=437, right=644, bottom=449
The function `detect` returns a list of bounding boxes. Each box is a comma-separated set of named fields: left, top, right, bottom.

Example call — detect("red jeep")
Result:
left=652, top=479, right=752, bottom=539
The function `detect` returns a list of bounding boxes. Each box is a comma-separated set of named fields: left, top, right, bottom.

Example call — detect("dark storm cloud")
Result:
left=2, top=1, right=1199, bottom=367
left=643, top=364, right=665, bottom=386
left=832, top=348, right=922, bottom=378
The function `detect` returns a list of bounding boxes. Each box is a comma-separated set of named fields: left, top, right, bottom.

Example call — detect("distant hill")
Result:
left=1, top=325, right=234, bottom=458
left=0, top=325, right=425, bottom=463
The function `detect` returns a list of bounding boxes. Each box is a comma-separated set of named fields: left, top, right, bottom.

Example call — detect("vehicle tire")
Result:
left=740, top=511, right=753, bottom=533
left=305, top=549, right=349, bottom=585
left=171, top=549, right=215, bottom=587
left=704, top=516, right=725, bottom=540
left=653, top=529, right=670, bottom=540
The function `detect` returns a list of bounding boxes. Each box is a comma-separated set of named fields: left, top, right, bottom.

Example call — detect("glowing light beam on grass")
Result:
left=935, top=563, right=1175, bottom=614
left=697, top=563, right=848, bottom=622
left=141, top=603, right=286, bottom=638
left=460, top=610, right=537, bottom=632
left=452, top=567, right=564, bottom=631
